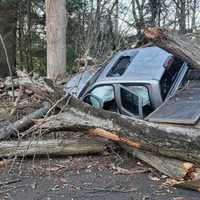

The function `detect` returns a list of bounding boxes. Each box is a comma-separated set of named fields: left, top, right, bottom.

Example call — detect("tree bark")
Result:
left=46, top=0, right=66, bottom=79
left=0, top=138, right=106, bottom=157
left=144, top=27, right=200, bottom=69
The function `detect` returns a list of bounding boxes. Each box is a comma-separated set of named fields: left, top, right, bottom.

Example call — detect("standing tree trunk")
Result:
left=114, top=0, right=119, bottom=34
left=0, top=9, right=16, bottom=78
left=191, top=0, right=197, bottom=30
left=132, top=0, right=145, bottom=36
left=178, top=0, right=186, bottom=33
left=149, top=0, right=159, bottom=26
left=26, top=0, right=32, bottom=72
left=17, top=2, right=25, bottom=71
left=45, top=0, right=66, bottom=79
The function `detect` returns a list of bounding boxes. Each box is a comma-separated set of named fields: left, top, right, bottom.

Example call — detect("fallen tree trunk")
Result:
left=0, top=102, right=51, bottom=139
left=144, top=27, right=200, bottom=69
left=121, top=144, right=199, bottom=181
left=34, top=104, right=200, bottom=165
left=15, top=72, right=200, bottom=165
left=0, top=138, right=106, bottom=157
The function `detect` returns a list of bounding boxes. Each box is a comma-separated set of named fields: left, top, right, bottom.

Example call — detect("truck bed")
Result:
left=146, top=80, right=200, bottom=126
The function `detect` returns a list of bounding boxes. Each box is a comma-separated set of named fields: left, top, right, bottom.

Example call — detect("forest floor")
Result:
left=0, top=94, right=200, bottom=200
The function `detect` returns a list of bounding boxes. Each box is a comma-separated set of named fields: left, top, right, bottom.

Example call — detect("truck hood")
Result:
left=64, top=68, right=98, bottom=97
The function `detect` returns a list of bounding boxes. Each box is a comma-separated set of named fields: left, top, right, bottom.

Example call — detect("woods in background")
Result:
left=0, top=0, right=200, bottom=77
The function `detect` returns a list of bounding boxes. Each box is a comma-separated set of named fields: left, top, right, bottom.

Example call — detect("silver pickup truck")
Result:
left=65, top=46, right=189, bottom=119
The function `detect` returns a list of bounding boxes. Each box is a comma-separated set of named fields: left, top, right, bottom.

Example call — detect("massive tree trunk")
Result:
left=36, top=98, right=200, bottom=165
left=144, top=27, right=200, bottom=69
left=45, top=0, right=66, bottom=79
left=0, top=9, right=16, bottom=78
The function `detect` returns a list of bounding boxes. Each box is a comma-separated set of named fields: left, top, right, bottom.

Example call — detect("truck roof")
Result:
left=95, top=46, right=172, bottom=84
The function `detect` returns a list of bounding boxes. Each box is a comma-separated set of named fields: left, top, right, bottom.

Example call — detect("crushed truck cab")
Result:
left=65, top=47, right=188, bottom=119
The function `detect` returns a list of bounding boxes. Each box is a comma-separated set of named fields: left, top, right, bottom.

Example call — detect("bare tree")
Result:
left=114, top=0, right=119, bottom=34
left=191, top=0, right=197, bottom=30
left=149, top=0, right=161, bottom=26
left=45, top=0, right=66, bottom=79
left=131, top=0, right=146, bottom=36
left=173, top=0, right=186, bottom=33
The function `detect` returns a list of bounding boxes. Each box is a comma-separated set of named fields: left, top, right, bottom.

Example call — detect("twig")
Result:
left=9, top=86, right=24, bottom=116
left=0, top=179, right=21, bottom=187
left=83, top=186, right=137, bottom=193
left=44, top=94, right=68, bottom=117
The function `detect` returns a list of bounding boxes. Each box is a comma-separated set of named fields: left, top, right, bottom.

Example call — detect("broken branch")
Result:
left=0, top=138, right=106, bottom=157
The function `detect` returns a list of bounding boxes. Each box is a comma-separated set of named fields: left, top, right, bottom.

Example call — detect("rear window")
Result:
left=107, top=50, right=139, bottom=77
left=160, top=58, right=183, bottom=99
left=107, top=56, right=131, bottom=77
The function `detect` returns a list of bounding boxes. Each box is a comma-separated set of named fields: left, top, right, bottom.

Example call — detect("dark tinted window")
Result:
left=121, top=88, right=139, bottom=115
left=160, top=58, right=183, bottom=99
left=107, top=56, right=131, bottom=77
left=120, top=85, right=153, bottom=117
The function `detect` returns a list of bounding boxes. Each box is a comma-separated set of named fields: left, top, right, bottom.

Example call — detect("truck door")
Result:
left=116, top=84, right=153, bottom=119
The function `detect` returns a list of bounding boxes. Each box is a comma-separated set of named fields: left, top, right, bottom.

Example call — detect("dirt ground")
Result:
left=0, top=93, right=200, bottom=200
left=0, top=152, right=200, bottom=200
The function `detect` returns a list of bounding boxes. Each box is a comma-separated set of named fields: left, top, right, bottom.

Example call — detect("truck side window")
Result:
left=120, top=85, right=153, bottom=117
left=121, top=88, right=139, bottom=115
left=107, top=56, right=131, bottom=77
left=160, top=58, right=183, bottom=99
